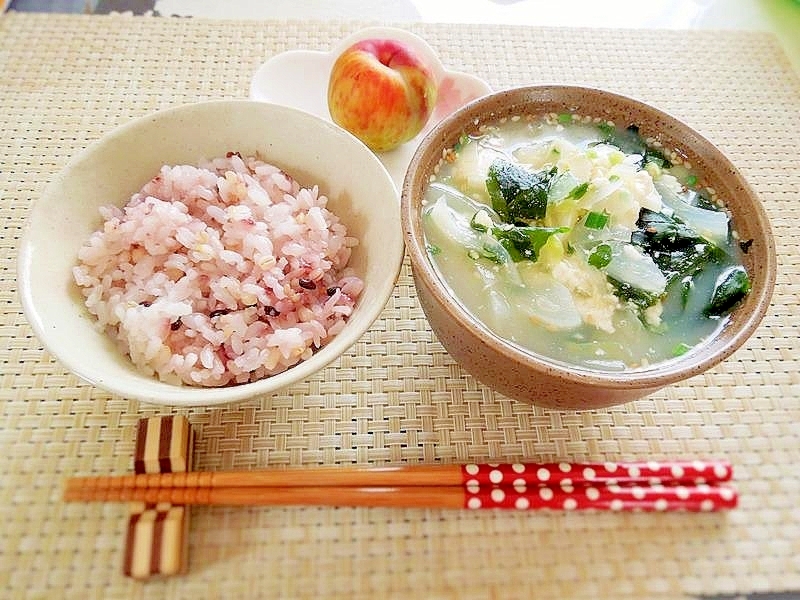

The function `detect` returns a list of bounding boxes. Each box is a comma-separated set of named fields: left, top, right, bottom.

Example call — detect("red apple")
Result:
left=328, top=38, right=438, bottom=153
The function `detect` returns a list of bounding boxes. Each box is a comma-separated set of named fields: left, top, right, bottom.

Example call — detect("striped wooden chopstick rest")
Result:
left=125, top=503, right=188, bottom=578
left=123, top=416, right=194, bottom=579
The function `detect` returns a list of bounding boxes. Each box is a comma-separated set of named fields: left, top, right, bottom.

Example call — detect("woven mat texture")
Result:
left=1, top=13, right=799, bottom=600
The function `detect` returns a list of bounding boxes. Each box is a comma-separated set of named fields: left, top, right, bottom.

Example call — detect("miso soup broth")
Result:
left=422, top=114, right=752, bottom=371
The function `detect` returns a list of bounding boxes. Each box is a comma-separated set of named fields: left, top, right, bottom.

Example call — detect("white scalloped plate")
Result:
left=250, top=26, right=492, bottom=188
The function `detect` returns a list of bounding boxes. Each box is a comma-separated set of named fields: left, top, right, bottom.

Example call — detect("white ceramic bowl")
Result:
left=18, top=100, right=404, bottom=407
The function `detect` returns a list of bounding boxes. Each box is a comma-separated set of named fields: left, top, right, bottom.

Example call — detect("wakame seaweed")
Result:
left=704, top=266, right=751, bottom=317
left=631, top=208, right=751, bottom=316
left=486, top=158, right=557, bottom=223
left=607, top=276, right=661, bottom=311
left=631, top=208, right=725, bottom=284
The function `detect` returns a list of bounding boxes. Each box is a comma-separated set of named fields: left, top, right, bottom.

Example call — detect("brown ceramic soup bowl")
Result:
left=401, top=85, right=776, bottom=410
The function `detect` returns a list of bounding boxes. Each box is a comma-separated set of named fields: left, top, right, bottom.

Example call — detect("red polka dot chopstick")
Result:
left=64, top=459, right=737, bottom=512
left=459, top=460, right=732, bottom=486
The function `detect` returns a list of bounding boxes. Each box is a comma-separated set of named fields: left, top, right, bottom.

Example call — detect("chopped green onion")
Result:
left=480, top=244, right=505, bottom=264
left=598, top=121, right=615, bottom=139
left=557, top=113, right=572, bottom=124
left=426, top=244, right=441, bottom=256
left=584, top=211, right=609, bottom=230
left=568, top=182, right=590, bottom=200
left=453, top=133, right=470, bottom=152
left=609, top=174, right=620, bottom=182
left=467, top=249, right=480, bottom=260
left=672, top=342, right=693, bottom=357
left=686, top=174, right=698, bottom=187
left=470, top=212, right=489, bottom=232
left=588, top=243, right=612, bottom=268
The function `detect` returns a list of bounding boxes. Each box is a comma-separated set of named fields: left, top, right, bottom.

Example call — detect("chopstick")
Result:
left=64, top=459, right=733, bottom=491
left=62, top=482, right=737, bottom=512
left=63, top=460, right=737, bottom=512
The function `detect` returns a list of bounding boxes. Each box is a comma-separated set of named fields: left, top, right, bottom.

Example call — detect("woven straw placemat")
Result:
left=1, top=13, right=798, bottom=600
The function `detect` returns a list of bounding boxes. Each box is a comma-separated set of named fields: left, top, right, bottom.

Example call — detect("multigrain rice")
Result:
left=73, top=153, right=362, bottom=386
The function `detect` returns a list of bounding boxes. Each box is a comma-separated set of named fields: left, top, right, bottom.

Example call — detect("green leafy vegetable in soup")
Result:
left=486, top=158, right=557, bottom=222
left=422, top=116, right=752, bottom=371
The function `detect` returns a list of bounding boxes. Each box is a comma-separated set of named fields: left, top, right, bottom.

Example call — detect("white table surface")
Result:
left=152, top=0, right=800, bottom=73
left=6, top=0, right=800, bottom=75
